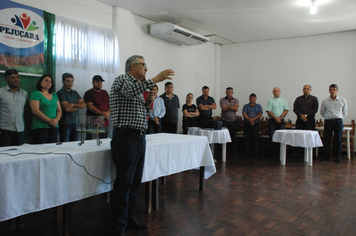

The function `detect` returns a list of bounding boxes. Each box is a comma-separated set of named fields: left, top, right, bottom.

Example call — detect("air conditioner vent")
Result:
left=173, top=28, right=192, bottom=37
left=191, top=35, right=209, bottom=43
left=148, top=22, right=209, bottom=46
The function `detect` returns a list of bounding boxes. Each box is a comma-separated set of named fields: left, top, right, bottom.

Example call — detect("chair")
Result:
left=236, top=116, right=244, bottom=138
left=342, top=119, right=355, bottom=158
left=259, top=117, right=270, bottom=154
left=284, top=120, right=296, bottom=129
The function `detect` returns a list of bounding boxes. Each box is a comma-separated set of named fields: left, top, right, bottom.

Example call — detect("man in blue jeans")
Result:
left=57, top=73, right=86, bottom=142
left=109, top=55, right=174, bottom=236
left=320, top=84, right=347, bottom=162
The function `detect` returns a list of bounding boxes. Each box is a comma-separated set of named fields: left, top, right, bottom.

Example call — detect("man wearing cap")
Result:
left=266, top=87, right=289, bottom=153
left=320, top=84, right=347, bottom=162
left=84, top=75, right=111, bottom=138
left=242, top=93, right=263, bottom=155
left=0, top=69, right=28, bottom=146
left=57, top=73, right=86, bottom=142
left=220, top=87, right=239, bottom=155
left=293, top=85, right=319, bottom=130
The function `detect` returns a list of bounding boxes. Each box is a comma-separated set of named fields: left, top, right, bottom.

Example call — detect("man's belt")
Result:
left=115, top=127, right=145, bottom=135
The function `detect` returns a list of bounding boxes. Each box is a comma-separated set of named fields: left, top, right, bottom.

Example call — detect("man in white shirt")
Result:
left=320, top=84, right=347, bottom=162
left=147, top=85, right=166, bottom=134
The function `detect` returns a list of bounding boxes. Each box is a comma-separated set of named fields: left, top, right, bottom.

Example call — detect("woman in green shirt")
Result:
left=29, top=75, right=62, bottom=144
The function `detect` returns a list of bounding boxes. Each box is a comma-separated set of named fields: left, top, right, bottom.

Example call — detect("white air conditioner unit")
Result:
left=147, top=22, right=209, bottom=46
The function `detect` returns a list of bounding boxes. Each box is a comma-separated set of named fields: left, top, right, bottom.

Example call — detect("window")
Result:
left=55, top=15, right=119, bottom=74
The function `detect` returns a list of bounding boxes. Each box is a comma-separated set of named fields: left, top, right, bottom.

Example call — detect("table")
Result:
left=315, top=126, right=353, bottom=159
left=0, top=134, right=215, bottom=222
left=272, top=130, right=323, bottom=166
left=188, top=127, right=232, bottom=162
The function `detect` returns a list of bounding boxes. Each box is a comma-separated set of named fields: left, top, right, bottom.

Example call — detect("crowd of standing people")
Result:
left=0, top=60, right=348, bottom=235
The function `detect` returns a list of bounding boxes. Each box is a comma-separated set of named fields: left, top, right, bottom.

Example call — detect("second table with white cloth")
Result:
left=187, top=127, right=232, bottom=162
left=272, top=130, right=323, bottom=166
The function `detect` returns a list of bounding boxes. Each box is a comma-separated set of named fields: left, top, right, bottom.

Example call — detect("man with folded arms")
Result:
left=220, top=87, right=239, bottom=155
left=57, top=73, right=86, bottom=142
left=109, top=55, right=174, bottom=236
left=320, top=84, right=347, bottom=162
left=196, top=86, right=216, bottom=127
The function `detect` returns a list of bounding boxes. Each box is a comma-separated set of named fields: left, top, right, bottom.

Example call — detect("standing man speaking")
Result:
left=109, top=55, right=174, bottom=235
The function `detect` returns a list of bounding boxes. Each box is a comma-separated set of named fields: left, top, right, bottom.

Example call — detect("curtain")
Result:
left=43, top=11, right=56, bottom=79
left=54, top=15, right=119, bottom=74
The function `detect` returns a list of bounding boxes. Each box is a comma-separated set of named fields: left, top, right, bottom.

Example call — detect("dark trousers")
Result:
left=324, top=119, right=343, bottom=160
left=147, top=119, right=161, bottom=134
left=0, top=129, right=24, bottom=147
left=111, top=128, right=146, bottom=232
left=161, top=122, right=177, bottom=134
left=243, top=122, right=260, bottom=154
left=32, top=128, right=59, bottom=144
left=221, top=119, right=237, bottom=151
left=296, top=118, right=315, bottom=130
left=268, top=119, right=285, bottom=147
left=59, top=124, right=78, bottom=142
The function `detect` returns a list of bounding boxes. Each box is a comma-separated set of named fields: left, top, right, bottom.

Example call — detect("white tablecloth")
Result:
left=273, top=130, right=323, bottom=148
left=273, top=130, right=323, bottom=166
left=187, top=127, right=232, bottom=144
left=0, top=134, right=215, bottom=222
left=143, top=133, right=215, bottom=181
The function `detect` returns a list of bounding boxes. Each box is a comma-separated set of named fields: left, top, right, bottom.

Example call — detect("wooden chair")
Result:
left=342, top=119, right=355, bottom=158
left=284, top=120, right=296, bottom=129
left=236, top=116, right=244, bottom=138
left=259, top=117, right=270, bottom=154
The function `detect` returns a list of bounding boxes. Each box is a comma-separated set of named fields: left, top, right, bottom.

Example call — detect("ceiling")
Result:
left=98, top=0, right=356, bottom=45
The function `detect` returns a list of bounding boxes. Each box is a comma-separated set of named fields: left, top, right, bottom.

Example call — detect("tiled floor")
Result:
left=2, top=147, right=356, bottom=236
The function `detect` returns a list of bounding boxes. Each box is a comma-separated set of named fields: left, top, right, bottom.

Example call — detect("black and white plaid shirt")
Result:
left=109, top=73, right=154, bottom=130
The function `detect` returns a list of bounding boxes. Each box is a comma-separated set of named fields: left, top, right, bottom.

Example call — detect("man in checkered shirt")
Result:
left=109, top=55, right=174, bottom=235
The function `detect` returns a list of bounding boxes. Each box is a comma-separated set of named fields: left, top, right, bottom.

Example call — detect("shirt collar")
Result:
left=127, top=72, right=139, bottom=82
left=61, top=86, right=72, bottom=92
left=328, top=95, right=339, bottom=101
left=5, top=85, right=21, bottom=93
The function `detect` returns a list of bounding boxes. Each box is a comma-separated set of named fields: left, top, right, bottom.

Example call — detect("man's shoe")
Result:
left=336, top=158, right=341, bottom=162
left=126, top=219, right=148, bottom=230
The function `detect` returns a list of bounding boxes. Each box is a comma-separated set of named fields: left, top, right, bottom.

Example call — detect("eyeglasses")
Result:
left=136, top=63, right=147, bottom=69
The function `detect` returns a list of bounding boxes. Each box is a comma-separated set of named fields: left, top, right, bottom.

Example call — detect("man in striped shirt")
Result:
left=109, top=55, right=174, bottom=235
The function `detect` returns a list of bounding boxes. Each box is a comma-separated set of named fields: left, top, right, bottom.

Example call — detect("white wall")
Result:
left=12, top=0, right=218, bottom=133
left=221, top=31, right=356, bottom=124
left=12, top=0, right=356, bottom=127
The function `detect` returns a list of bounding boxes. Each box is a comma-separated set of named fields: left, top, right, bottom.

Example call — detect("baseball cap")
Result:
left=92, top=75, right=105, bottom=82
